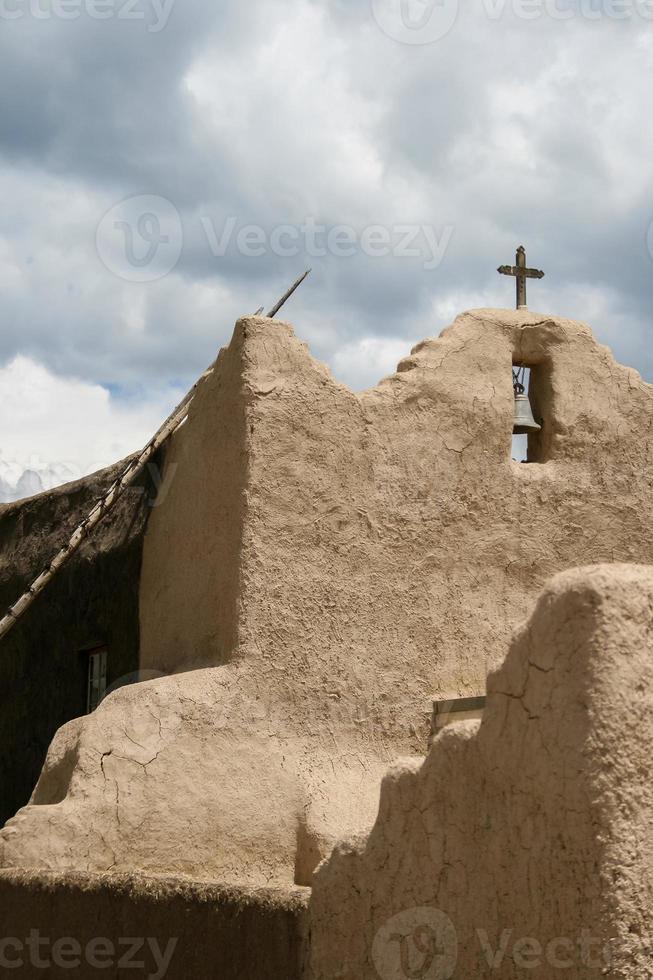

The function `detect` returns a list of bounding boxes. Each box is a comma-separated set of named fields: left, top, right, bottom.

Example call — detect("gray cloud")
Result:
left=0, top=0, right=652, bottom=427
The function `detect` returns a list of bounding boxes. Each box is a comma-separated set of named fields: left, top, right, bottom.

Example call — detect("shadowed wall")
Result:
left=0, top=460, right=155, bottom=825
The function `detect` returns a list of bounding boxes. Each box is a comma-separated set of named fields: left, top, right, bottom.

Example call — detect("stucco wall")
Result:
left=4, top=308, right=653, bottom=890
left=309, top=564, right=653, bottom=980
left=139, top=341, right=248, bottom=673
left=143, top=308, right=653, bottom=706
left=0, top=659, right=393, bottom=883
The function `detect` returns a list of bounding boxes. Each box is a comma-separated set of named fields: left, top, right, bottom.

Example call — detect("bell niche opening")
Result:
left=511, top=364, right=549, bottom=464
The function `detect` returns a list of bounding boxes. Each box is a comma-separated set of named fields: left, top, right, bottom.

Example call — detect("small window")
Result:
left=86, top=647, right=108, bottom=713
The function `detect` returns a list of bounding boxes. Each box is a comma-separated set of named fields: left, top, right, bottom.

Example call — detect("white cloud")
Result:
left=184, top=2, right=387, bottom=220
left=331, top=335, right=418, bottom=391
left=0, top=356, right=182, bottom=501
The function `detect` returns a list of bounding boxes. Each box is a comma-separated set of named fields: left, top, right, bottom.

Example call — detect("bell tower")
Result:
left=512, top=365, right=541, bottom=436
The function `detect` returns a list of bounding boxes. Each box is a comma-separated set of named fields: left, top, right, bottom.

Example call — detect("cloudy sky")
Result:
left=1, top=0, right=652, bottom=498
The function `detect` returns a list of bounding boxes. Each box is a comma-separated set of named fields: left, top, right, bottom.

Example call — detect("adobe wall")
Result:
left=0, top=460, right=152, bottom=826
left=143, top=309, right=653, bottom=710
left=0, top=870, right=309, bottom=979
left=138, top=337, right=248, bottom=672
left=4, top=308, right=653, bottom=888
left=309, top=564, right=653, bottom=979
left=0, top=658, right=393, bottom=883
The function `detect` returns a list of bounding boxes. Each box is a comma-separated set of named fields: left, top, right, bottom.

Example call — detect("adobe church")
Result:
left=1, top=305, right=653, bottom=978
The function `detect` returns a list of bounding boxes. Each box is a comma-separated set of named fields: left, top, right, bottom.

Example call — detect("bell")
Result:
left=513, top=391, right=541, bottom=435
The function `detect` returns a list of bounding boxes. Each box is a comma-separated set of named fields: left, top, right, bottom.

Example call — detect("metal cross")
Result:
left=498, top=246, right=545, bottom=310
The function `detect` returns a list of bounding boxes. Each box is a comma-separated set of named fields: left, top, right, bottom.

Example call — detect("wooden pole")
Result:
left=266, top=269, right=311, bottom=318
